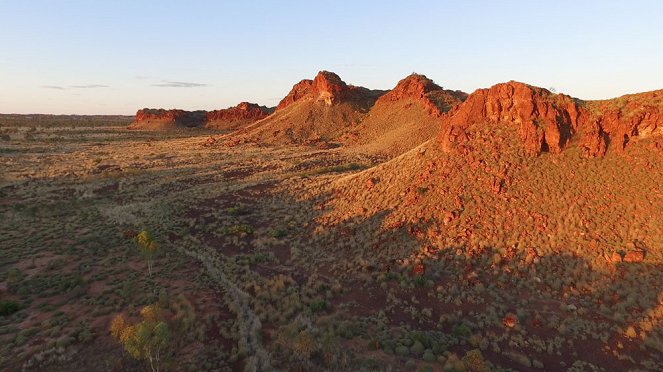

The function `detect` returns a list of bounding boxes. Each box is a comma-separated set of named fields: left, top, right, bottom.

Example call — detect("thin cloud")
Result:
left=42, top=84, right=109, bottom=90
left=70, top=84, right=109, bottom=89
left=153, top=80, right=208, bottom=88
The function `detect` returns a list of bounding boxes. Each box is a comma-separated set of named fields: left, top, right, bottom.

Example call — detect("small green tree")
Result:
left=111, top=305, right=171, bottom=372
left=134, top=230, right=158, bottom=275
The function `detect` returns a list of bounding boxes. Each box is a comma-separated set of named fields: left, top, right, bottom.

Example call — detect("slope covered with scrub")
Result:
left=279, top=81, right=663, bottom=370
left=342, top=73, right=467, bottom=157
left=226, top=71, right=386, bottom=146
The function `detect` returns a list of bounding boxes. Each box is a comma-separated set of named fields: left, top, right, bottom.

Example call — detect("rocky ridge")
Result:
left=437, top=81, right=663, bottom=157
left=129, top=103, right=273, bottom=130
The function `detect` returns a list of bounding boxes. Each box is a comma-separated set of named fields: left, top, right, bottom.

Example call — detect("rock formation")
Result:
left=380, top=73, right=467, bottom=116
left=276, top=71, right=382, bottom=110
left=129, top=103, right=273, bottom=130
left=130, top=109, right=208, bottom=129
left=205, top=102, right=274, bottom=130
left=582, top=90, right=663, bottom=156
left=437, top=81, right=663, bottom=157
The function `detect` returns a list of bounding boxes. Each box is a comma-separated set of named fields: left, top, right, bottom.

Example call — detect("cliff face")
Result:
left=276, top=79, right=314, bottom=110
left=582, top=90, right=663, bottom=156
left=437, top=82, right=663, bottom=157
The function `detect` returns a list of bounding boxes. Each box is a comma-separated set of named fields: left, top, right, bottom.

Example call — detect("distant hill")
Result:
left=127, top=102, right=273, bottom=130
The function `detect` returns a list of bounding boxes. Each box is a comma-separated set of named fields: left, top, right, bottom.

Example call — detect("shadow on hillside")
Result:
left=256, top=186, right=663, bottom=371
left=13, top=150, right=661, bottom=371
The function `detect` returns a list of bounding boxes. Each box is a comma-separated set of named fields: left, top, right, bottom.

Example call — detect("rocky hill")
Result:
left=227, top=71, right=386, bottom=146
left=437, top=81, right=663, bottom=157
left=343, top=73, right=467, bottom=157
left=298, top=81, right=663, bottom=372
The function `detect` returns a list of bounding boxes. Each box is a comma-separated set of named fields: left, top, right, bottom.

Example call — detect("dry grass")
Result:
left=1, top=114, right=663, bottom=371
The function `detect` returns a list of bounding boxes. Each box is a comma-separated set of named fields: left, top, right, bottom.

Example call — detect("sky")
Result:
left=1, top=0, right=662, bottom=115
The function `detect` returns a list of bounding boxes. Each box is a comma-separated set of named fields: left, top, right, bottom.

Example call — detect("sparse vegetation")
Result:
left=1, top=112, right=662, bottom=371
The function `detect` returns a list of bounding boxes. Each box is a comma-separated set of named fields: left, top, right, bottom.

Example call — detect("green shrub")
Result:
left=308, top=299, right=328, bottom=313
left=452, top=323, right=471, bottom=338
left=0, top=300, right=20, bottom=316
left=271, top=229, right=288, bottom=238
left=395, top=345, right=409, bottom=356
left=413, top=276, right=427, bottom=287
left=223, top=224, right=253, bottom=236
left=226, top=206, right=248, bottom=216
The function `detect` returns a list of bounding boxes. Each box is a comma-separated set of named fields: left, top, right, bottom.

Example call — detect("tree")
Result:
left=110, top=314, right=127, bottom=341
left=134, top=230, right=158, bottom=276
left=110, top=305, right=171, bottom=372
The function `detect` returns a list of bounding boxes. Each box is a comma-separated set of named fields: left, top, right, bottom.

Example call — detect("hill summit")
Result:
left=277, top=70, right=379, bottom=109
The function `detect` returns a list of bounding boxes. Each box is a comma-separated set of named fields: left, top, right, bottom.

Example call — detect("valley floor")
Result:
left=1, top=122, right=662, bottom=371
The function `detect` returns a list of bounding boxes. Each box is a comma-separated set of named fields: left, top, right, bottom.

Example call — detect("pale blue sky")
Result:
left=1, top=0, right=662, bottom=114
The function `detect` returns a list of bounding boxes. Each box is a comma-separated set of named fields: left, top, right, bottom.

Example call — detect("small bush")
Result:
left=271, top=229, right=288, bottom=238
left=0, top=300, right=20, bottom=316
left=309, top=299, right=328, bottom=313
left=226, top=206, right=249, bottom=216
left=223, top=224, right=253, bottom=236
left=452, top=323, right=471, bottom=338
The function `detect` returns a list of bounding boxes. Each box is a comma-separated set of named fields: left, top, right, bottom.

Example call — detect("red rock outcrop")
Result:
left=383, top=73, right=443, bottom=102
left=276, top=80, right=314, bottom=110
left=437, top=81, right=663, bottom=157
left=205, top=102, right=273, bottom=129
left=131, top=108, right=207, bottom=128
left=341, top=73, right=467, bottom=157
left=276, top=70, right=383, bottom=110
left=582, top=90, right=663, bottom=156
left=228, top=71, right=385, bottom=146
left=378, top=73, right=467, bottom=116
left=312, top=70, right=350, bottom=105
left=438, top=81, right=582, bottom=155
left=129, top=102, right=273, bottom=130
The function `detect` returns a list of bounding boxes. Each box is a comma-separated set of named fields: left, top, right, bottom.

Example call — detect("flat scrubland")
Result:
left=1, top=116, right=662, bottom=371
